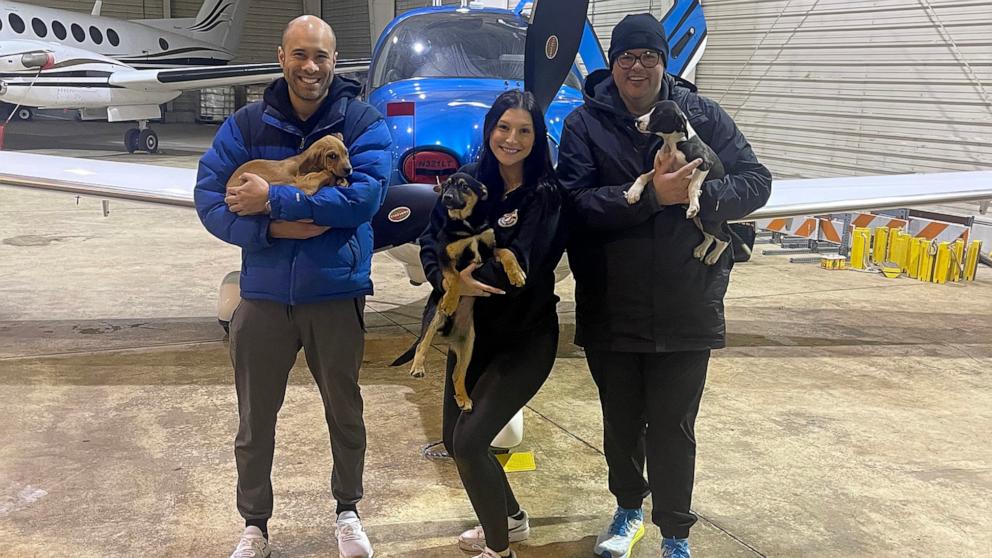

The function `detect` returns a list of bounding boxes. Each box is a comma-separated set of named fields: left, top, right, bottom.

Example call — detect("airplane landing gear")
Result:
left=124, top=120, right=158, bottom=153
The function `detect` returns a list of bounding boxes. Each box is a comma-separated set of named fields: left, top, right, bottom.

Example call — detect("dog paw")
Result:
left=457, top=397, right=474, bottom=413
left=439, top=298, right=458, bottom=317
left=410, top=365, right=426, bottom=378
left=693, top=243, right=709, bottom=260
left=507, top=268, right=527, bottom=287
left=686, top=206, right=699, bottom=219
left=624, top=190, right=641, bottom=205
left=704, top=251, right=722, bottom=266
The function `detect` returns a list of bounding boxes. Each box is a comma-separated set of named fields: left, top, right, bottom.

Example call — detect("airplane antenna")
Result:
left=91, top=1, right=103, bottom=17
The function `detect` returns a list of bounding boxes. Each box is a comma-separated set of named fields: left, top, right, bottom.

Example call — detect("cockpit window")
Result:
left=370, top=11, right=582, bottom=91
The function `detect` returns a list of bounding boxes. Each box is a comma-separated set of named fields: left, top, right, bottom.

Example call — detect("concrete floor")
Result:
left=1, top=122, right=991, bottom=557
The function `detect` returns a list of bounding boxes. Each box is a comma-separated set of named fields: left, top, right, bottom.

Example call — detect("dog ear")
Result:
left=332, top=132, right=344, bottom=142
left=478, top=184, right=488, bottom=200
left=297, top=143, right=327, bottom=173
left=435, top=176, right=452, bottom=194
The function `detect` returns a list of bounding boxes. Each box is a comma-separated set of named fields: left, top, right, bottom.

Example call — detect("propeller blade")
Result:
left=524, top=0, right=589, bottom=112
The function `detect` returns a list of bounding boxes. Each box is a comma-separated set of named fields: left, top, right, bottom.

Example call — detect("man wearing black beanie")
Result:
left=558, top=13, right=772, bottom=558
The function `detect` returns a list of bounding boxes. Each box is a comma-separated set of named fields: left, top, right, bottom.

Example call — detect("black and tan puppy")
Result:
left=403, top=173, right=526, bottom=412
left=625, top=100, right=730, bottom=265
left=226, top=133, right=352, bottom=195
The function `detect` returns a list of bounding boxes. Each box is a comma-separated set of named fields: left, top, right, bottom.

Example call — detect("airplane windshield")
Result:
left=371, top=11, right=582, bottom=91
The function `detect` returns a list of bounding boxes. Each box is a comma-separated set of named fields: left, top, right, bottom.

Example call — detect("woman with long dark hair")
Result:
left=418, top=89, right=565, bottom=558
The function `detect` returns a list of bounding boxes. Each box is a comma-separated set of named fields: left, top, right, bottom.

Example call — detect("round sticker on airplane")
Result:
left=545, top=35, right=559, bottom=60
left=388, top=206, right=412, bottom=223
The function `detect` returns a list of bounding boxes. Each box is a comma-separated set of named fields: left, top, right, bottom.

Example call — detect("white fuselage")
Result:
left=0, top=1, right=235, bottom=68
left=0, top=0, right=243, bottom=110
left=0, top=40, right=179, bottom=108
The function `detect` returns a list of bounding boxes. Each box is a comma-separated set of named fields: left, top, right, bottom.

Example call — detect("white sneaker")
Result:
left=471, top=548, right=517, bottom=558
left=457, top=510, right=530, bottom=551
left=230, top=526, right=270, bottom=558
left=336, top=511, right=374, bottom=558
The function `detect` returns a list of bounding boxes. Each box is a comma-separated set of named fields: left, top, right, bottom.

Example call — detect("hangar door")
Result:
left=323, top=0, right=373, bottom=59
left=694, top=0, right=992, bottom=179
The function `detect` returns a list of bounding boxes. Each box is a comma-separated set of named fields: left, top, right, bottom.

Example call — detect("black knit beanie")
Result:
left=608, top=13, right=669, bottom=69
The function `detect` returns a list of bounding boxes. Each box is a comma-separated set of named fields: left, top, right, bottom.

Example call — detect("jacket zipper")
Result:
left=289, top=132, right=307, bottom=305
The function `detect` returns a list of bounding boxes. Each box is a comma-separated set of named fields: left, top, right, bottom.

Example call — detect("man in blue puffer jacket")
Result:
left=194, top=16, right=390, bottom=558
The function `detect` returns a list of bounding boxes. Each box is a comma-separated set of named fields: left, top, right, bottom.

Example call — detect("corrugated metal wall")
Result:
left=325, top=0, right=373, bottom=58
left=232, top=1, right=303, bottom=63
left=695, top=0, right=992, bottom=179
left=395, top=0, right=461, bottom=16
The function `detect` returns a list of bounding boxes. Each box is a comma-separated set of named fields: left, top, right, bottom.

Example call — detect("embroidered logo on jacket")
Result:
left=498, top=209, right=519, bottom=228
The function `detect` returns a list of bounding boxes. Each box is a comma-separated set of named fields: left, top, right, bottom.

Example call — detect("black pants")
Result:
left=586, top=349, right=710, bottom=539
left=442, top=318, right=559, bottom=552
left=229, top=298, right=367, bottom=520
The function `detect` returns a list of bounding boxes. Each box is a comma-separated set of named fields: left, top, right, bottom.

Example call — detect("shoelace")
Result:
left=608, top=509, right=639, bottom=537
left=662, top=539, right=689, bottom=558
left=338, top=521, right=364, bottom=542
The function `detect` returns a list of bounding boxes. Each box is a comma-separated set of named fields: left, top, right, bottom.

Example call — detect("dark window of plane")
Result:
left=159, top=38, right=169, bottom=50
left=71, top=23, right=85, bottom=42
left=9, top=14, right=25, bottom=34
left=31, top=18, right=47, bottom=38
left=52, top=20, right=66, bottom=40
left=89, top=26, right=103, bottom=45
left=107, top=28, right=120, bottom=47
left=0, top=16, right=4, bottom=31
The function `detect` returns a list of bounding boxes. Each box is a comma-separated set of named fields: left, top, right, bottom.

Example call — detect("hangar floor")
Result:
left=1, top=122, right=990, bottom=557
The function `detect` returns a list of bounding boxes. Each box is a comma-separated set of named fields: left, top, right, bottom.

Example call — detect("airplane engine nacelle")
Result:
left=0, top=51, right=55, bottom=72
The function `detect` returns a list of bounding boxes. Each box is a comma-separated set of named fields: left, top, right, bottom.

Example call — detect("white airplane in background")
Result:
left=0, top=0, right=367, bottom=152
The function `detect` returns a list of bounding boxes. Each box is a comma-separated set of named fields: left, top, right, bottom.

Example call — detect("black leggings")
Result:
left=442, top=318, right=558, bottom=552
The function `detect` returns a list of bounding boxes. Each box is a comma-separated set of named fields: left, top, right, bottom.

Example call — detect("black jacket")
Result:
left=558, top=71, right=772, bottom=352
left=419, top=163, right=565, bottom=336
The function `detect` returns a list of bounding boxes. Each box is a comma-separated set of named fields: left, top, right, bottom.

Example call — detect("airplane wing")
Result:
left=1, top=151, right=989, bottom=220
left=107, top=58, right=370, bottom=92
left=744, top=171, right=992, bottom=221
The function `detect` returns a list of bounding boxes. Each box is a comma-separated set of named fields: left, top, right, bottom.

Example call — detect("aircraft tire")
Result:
left=124, top=128, right=140, bottom=153
left=139, top=129, right=159, bottom=153
left=16, top=107, right=33, bottom=121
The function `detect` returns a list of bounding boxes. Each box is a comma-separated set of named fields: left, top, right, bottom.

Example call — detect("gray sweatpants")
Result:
left=229, top=297, right=367, bottom=520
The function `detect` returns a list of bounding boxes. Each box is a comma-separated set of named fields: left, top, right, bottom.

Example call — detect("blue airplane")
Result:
left=366, top=0, right=709, bottom=281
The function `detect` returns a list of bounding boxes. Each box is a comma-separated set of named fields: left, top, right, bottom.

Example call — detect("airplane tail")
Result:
left=135, top=0, right=248, bottom=55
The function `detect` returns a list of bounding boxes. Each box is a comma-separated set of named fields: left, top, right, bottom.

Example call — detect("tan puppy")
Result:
left=226, top=133, right=352, bottom=195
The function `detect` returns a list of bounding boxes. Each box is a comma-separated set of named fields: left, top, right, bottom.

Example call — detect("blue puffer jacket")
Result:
left=195, top=76, right=392, bottom=304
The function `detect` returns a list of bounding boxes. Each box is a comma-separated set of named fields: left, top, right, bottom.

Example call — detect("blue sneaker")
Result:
left=593, top=507, right=645, bottom=558
left=662, top=536, right=691, bottom=558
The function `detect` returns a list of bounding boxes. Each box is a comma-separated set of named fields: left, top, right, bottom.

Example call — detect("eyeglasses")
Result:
left=615, top=51, right=662, bottom=70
